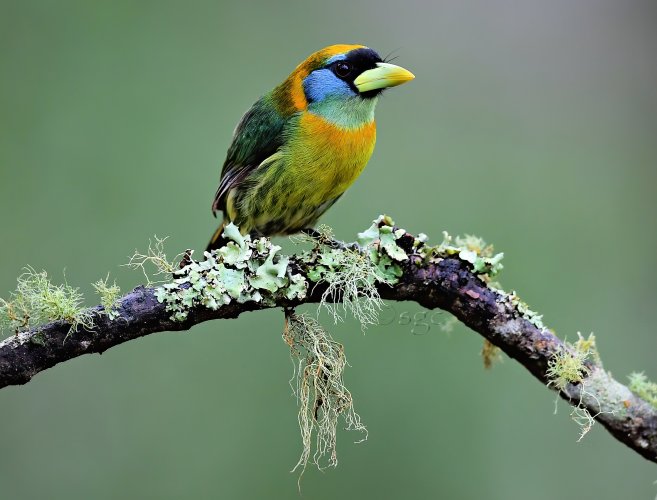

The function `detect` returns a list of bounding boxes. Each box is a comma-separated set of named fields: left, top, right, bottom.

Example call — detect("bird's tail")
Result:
left=206, top=220, right=228, bottom=253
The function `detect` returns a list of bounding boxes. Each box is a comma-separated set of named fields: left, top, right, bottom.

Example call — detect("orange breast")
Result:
left=289, top=112, right=377, bottom=197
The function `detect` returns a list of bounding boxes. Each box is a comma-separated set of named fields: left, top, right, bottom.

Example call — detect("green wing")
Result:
left=212, top=95, right=288, bottom=215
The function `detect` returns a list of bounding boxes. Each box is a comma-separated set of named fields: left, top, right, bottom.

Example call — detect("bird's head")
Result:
left=272, top=44, right=414, bottom=122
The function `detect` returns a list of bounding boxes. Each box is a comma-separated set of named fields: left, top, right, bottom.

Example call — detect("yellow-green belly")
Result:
left=228, top=112, right=376, bottom=235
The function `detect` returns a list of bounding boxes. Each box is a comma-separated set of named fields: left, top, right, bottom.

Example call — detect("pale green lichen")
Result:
left=0, top=267, right=94, bottom=337
left=5, top=216, right=612, bottom=473
left=125, top=235, right=182, bottom=285
left=249, top=246, right=289, bottom=293
left=304, top=215, right=504, bottom=330
left=546, top=332, right=607, bottom=441
left=356, top=215, right=408, bottom=281
left=430, top=231, right=505, bottom=278
left=152, top=215, right=506, bottom=331
left=454, top=234, right=495, bottom=257
left=628, top=372, right=657, bottom=409
left=500, top=291, right=546, bottom=331
left=284, top=312, right=366, bottom=479
left=296, top=215, right=409, bottom=328
left=154, top=224, right=307, bottom=321
left=92, top=274, right=121, bottom=320
left=0, top=295, right=29, bottom=334
left=546, top=333, right=599, bottom=391
left=546, top=345, right=590, bottom=392
left=308, top=247, right=388, bottom=328
left=286, top=273, right=309, bottom=301
left=413, top=230, right=544, bottom=352
left=573, top=331, right=602, bottom=366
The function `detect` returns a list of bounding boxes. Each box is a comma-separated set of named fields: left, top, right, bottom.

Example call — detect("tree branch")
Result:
left=1, top=227, right=655, bottom=464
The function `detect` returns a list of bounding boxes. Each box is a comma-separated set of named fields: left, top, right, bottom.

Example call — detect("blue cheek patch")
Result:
left=303, top=69, right=356, bottom=103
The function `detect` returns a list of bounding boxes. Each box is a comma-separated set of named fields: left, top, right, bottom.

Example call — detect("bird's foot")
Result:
left=300, top=228, right=362, bottom=252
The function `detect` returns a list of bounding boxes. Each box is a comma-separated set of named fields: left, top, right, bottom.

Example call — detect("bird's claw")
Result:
left=300, top=229, right=361, bottom=253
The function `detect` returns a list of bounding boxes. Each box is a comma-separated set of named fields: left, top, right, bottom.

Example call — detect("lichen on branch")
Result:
left=0, top=215, right=656, bottom=466
left=153, top=225, right=308, bottom=321
left=284, top=312, right=366, bottom=475
left=628, top=372, right=657, bottom=409
left=0, top=267, right=94, bottom=337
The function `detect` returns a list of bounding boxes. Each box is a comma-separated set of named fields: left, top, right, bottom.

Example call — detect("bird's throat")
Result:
left=306, top=96, right=377, bottom=129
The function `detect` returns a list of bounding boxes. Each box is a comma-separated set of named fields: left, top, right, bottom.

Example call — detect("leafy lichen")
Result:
left=429, top=231, right=505, bottom=278
left=496, top=291, right=546, bottom=331
left=0, top=216, right=539, bottom=476
left=152, top=216, right=415, bottom=328
left=151, top=215, right=507, bottom=333
left=154, top=224, right=307, bottom=321
left=298, top=215, right=414, bottom=328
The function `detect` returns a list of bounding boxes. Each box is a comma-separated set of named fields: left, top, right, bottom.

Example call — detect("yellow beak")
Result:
left=354, top=62, right=415, bottom=93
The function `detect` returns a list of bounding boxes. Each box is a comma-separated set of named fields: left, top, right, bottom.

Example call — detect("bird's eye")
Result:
left=334, top=62, right=352, bottom=78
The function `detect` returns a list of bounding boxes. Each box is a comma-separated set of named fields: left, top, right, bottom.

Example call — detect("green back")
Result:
left=212, top=94, right=290, bottom=214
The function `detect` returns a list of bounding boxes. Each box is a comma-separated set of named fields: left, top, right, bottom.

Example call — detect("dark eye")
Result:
left=333, top=62, right=352, bottom=78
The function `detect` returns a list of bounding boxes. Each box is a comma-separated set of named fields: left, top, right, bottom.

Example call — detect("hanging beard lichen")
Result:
left=283, top=312, right=367, bottom=477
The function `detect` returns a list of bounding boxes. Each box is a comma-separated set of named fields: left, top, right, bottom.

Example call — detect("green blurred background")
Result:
left=1, top=1, right=656, bottom=498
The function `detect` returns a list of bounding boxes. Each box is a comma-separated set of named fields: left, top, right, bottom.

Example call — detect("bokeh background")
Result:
left=1, top=1, right=656, bottom=498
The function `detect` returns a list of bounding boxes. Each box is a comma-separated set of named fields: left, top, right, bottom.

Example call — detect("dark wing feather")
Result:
left=212, top=96, right=288, bottom=215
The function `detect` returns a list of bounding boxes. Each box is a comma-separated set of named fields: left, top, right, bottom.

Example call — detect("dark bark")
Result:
left=0, top=253, right=655, bottom=464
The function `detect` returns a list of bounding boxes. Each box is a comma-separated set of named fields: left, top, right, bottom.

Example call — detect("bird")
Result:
left=207, top=44, right=414, bottom=251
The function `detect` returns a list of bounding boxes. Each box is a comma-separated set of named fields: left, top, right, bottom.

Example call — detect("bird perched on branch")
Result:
left=207, top=44, right=414, bottom=251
